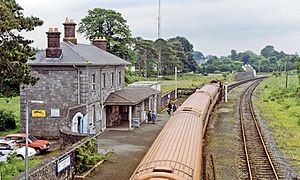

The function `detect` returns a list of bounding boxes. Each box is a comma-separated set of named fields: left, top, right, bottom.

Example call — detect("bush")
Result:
left=0, top=109, right=16, bottom=131
left=272, top=72, right=281, bottom=77
left=75, top=138, right=107, bottom=174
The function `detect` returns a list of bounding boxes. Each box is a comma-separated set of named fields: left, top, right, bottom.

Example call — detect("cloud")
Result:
left=16, top=0, right=300, bottom=56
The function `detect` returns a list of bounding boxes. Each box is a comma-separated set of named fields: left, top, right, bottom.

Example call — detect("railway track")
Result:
left=238, top=80, right=282, bottom=179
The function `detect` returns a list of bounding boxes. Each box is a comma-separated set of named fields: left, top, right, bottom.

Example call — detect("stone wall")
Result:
left=20, top=67, right=79, bottom=139
left=21, top=65, right=126, bottom=139
left=60, top=129, right=89, bottom=149
left=14, top=133, right=101, bottom=180
left=234, top=71, right=255, bottom=81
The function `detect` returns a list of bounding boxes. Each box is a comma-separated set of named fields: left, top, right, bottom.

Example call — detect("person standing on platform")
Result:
left=151, top=111, right=157, bottom=124
left=147, top=111, right=152, bottom=124
left=172, top=103, right=177, bottom=112
left=167, top=102, right=172, bottom=115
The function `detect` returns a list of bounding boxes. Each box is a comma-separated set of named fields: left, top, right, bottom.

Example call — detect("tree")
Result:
left=133, top=37, right=157, bottom=77
left=230, top=49, right=238, bottom=61
left=167, top=36, right=199, bottom=73
left=155, top=39, right=180, bottom=75
left=0, top=0, right=43, bottom=98
left=191, top=51, right=205, bottom=64
left=78, top=8, right=132, bottom=60
left=261, top=45, right=277, bottom=58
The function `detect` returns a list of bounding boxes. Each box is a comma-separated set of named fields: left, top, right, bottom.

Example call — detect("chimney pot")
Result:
left=46, top=27, right=62, bottom=58
left=92, top=37, right=108, bottom=51
left=63, top=18, right=77, bottom=44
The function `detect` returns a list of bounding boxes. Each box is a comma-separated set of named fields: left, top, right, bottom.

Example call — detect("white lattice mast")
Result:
left=157, top=0, right=162, bottom=78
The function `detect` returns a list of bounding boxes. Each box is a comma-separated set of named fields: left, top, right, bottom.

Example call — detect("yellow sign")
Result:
left=32, top=110, right=46, bottom=117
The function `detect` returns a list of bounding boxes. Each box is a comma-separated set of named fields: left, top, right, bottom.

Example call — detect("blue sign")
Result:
left=56, top=155, right=71, bottom=173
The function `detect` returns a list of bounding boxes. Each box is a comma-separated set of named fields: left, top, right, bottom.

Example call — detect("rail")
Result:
left=239, top=80, right=280, bottom=179
left=249, top=84, right=279, bottom=179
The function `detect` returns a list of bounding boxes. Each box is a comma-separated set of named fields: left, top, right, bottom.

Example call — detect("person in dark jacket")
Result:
left=172, top=103, right=177, bottom=112
left=147, top=111, right=152, bottom=123
left=167, top=102, right=172, bottom=115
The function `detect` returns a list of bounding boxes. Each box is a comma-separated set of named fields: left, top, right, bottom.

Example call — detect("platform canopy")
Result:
left=105, top=87, right=159, bottom=106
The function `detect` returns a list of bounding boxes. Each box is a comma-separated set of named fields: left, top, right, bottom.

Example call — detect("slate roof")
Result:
left=105, top=87, right=160, bottom=105
left=28, top=41, right=130, bottom=66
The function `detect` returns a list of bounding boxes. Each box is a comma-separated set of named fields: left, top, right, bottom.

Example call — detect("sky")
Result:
left=17, top=0, right=300, bottom=57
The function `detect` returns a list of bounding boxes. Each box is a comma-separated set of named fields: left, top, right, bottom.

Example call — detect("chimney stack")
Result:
left=63, top=18, right=77, bottom=44
left=92, top=37, right=108, bottom=51
left=46, top=28, right=62, bottom=58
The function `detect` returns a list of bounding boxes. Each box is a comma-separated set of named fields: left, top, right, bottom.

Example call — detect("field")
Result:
left=255, top=75, right=300, bottom=173
left=0, top=96, right=21, bottom=135
left=161, top=73, right=232, bottom=94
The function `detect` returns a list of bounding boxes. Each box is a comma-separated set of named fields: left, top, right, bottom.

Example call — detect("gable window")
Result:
left=102, top=73, right=106, bottom=88
left=91, top=74, right=96, bottom=91
left=118, top=71, right=122, bottom=85
left=111, top=72, right=114, bottom=87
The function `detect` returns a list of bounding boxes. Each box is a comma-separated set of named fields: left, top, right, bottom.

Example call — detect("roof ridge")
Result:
left=63, top=42, right=90, bottom=63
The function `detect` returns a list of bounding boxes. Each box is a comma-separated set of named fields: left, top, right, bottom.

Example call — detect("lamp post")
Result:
left=25, top=100, right=44, bottom=180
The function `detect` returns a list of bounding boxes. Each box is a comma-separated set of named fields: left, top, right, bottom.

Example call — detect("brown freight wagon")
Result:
left=130, top=81, right=222, bottom=180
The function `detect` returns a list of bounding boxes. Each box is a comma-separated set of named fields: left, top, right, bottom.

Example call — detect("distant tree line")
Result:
left=132, top=36, right=200, bottom=77
left=77, top=8, right=200, bottom=78
left=200, top=45, right=299, bottom=74
left=2, top=3, right=300, bottom=98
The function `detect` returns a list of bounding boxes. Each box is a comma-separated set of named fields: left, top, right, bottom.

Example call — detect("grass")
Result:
left=255, top=75, right=300, bottom=173
left=0, top=96, right=21, bottom=135
left=0, top=158, right=41, bottom=180
left=161, top=73, right=233, bottom=94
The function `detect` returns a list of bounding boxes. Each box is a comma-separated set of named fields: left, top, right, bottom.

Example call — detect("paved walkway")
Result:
left=87, top=112, right=171, bottom=180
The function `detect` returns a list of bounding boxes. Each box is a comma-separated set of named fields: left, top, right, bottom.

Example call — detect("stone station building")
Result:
left=20, top=19, right=159, bottom=139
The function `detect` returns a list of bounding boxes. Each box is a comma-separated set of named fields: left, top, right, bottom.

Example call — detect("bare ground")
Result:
left=86, top=110, right=172, bottom=180
left=203, top=83, right=248, bottom=180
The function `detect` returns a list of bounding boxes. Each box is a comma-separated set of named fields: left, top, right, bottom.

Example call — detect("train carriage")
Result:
left=130, top=81, right=222, bottom=180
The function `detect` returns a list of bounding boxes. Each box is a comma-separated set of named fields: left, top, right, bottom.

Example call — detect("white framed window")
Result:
left=102, top=73, right=106, bottom=88
left=92, top=105, right=96, bottom=126
left=91, top=74, right=96, bottom=91
left=118, top=71, right=121, bottom=85
left=111, top=72, right=114, bottom=87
